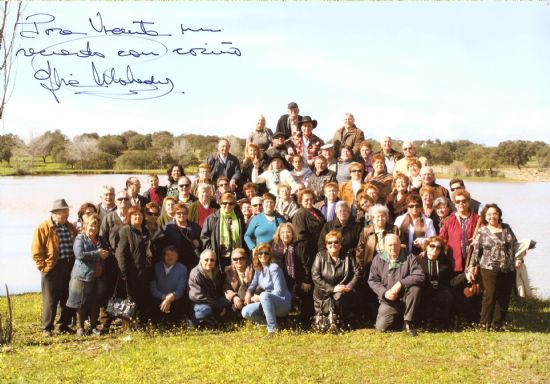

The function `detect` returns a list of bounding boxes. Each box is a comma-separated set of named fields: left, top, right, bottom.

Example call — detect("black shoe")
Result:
left=404, top=321, right=417, bottom=337
left=58, top=325, right=76, bottom=335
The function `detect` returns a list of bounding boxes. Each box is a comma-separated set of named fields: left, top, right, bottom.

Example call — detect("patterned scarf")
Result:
left=273, top=242, right=295, bottom=279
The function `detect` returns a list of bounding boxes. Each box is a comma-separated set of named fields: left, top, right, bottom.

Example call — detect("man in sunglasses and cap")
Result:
left=32, top=198, right=78, bottom=336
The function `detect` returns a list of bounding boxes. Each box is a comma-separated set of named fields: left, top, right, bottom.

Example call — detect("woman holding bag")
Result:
left=468, top=203, right=520, bottom=331
left=67, top=214, right=109, bottom=336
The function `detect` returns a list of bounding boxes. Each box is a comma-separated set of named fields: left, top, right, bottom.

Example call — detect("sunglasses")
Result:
left=252, top=204, right=262, bottom=207
left=428, top=244, right=442, bottom=249
left=203, top=259, right=216, bottom=263
left=220, top=201, right=235, bottom=206
left=408, top=204, right=421, bottom=209
left=232, top=256, right=246, bottom=262
left=179, top=184, right=190, bottom=188
left=117, top=197, right=129, bottom=201
left=403, top=147, right=413, bottom=151
left=175, top=211, right=187, bottom=216
left=218, top=183, right=229, bottom=187
left=450, top=187, right=462, bottom=192
left=350, top=169, right=362, bottom=173
left=257, top=251, right=270, bottom=256
left=146, top=211, right=160, bottom=216
left=326, top=241, right=340, bottom=245
left=454, top=199, right=467, bottom=205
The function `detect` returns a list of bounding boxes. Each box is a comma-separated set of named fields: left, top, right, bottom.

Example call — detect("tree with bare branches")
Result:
left=0, top=1, right=23, bottom=125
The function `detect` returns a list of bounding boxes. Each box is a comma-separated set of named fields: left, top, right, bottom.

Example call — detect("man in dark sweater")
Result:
left=368, top=234, right=425, bottom=336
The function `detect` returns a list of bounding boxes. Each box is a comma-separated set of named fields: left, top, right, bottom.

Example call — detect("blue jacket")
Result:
left=150, top=261, right=188, bottom=300
left=248, top=263, right=291, bottom=302
left=71, top=234, right=108, bottom=282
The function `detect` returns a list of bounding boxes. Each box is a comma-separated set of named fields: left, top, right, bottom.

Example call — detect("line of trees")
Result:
left=1, top=131, right=549, bottom=174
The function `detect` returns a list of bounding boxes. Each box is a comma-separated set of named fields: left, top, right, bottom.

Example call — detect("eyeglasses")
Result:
left=178, top=184, right=190, bottom=188
left=403, top=147, right=413, bottom=151
left=326, top=241, right=340, bottom=245
left=350, top=169, right=362, bottom=173
left=408, top=204, right=421, bottom=209
left=117, top=197, right=129, bottom=202
left=220, top=201, right=235, bottom=206
left=175, top=211, right=187, bottom=216
left=203, top=259, right=216, bottom=263
left=146, top=211, right=160, bottom=216
left=428, top=244, right=442, bottom=250
left=257, top=251, right=270, bottom=256
left=232, top=256, right=246, bottom=262
left=454, top=199, right=467, bottom=205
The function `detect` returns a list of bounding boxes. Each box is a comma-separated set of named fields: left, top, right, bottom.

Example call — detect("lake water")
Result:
left=0, top=175, right=548, bottom=298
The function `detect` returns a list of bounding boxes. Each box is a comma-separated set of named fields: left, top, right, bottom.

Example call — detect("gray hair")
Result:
left=368, top=204, right=389, bottom=219
left=335, top=201, right=350, bottom=212
left=433, top=196, right=451, bottom=208
left=200, top=249, right=216, bottom=261
left=101, top=185, right=115, bottom=193
left=197, top=183, right=213, bottom=194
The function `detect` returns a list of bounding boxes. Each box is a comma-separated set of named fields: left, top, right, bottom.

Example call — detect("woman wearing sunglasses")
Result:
left=200, top=192, right=246, bottom=271
left=223, top=248, right=254, bottom=314
left=241, top=243, right=291, bottom=334
left=312, top=231, right=361, bottom=329
left=416, top=236, right=453, bottom=329
left=394, top=194, right=436, bottom=256
left=440, top=189, right=481, bottom=324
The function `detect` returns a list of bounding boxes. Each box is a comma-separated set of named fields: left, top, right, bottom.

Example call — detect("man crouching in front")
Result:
left=31, top=199, right=77, bottom=337
left=368, top=234, right=424, bottom=336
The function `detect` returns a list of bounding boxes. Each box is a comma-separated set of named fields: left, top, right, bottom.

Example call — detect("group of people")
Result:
left=31, top=102, right=534, bottom=337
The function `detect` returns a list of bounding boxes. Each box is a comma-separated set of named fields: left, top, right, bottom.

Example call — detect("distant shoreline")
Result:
left=2, top=167, right=550, bottom=182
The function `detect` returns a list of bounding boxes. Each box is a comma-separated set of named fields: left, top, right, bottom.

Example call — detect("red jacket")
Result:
left=440, top=212, right=480, bottom=272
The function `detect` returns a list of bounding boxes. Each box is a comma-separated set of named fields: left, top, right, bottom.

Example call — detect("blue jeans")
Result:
left=194, top=297, right=230, bottom=320
left=241, top=292, right=291, bottom=332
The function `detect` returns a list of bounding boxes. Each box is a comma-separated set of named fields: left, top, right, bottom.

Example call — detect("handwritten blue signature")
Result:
left=34, top=60, right=176, bottom=102
left=16, top=11, right=242, bottom=101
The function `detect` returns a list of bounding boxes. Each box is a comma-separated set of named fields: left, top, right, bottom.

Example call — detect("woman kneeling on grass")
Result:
left=241, top=243, right=292, bottom=334
left=66, top=214, right=110, bottom=336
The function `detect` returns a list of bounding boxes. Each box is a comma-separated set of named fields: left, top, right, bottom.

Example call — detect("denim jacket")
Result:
left=71, top=233, right=107, bottom=282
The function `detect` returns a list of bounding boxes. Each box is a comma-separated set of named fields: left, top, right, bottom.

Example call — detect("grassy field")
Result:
left=0, top=293, right=549, bottom=383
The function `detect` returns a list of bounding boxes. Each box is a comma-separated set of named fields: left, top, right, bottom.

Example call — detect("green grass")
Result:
left=1, top=293, right=549, bottom=383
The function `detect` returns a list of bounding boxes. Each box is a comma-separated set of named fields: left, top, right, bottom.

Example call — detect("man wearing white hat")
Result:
left=31, top=198, right=78, bottom=336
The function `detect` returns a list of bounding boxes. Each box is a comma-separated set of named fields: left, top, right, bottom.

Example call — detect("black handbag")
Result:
left=106, top=277, right=137, bottom=321
left=312, top=297, right=340, bottom=333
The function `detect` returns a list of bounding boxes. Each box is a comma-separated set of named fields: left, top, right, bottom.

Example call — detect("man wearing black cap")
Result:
left=251, top=152, right=300, bottom=195
left=275, top=102, right=303, bottom=139
left=32, top=199, right=78, bottom=336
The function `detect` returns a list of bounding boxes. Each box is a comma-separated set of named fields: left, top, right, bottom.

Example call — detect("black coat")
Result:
left=115, top=225, right=151, bottom=298
left=164, top=220, right=202, bottom=272
left=311, top=249, right=361, bottom=314
left=275, top=114, right=303, bottom=139
left=317, top=218, right=362, bottom=257
left=200, top=210, right=247, bottom=267
left=206, top=153, right=242, bottom=185
left=292, top=207, right=326, bottom=282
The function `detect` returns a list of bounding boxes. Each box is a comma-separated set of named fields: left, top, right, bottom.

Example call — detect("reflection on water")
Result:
left=0, top=175, right=548, bottom=298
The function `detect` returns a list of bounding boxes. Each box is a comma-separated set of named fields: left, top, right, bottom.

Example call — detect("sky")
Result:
left=2, top=1, right=549, bottom=146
